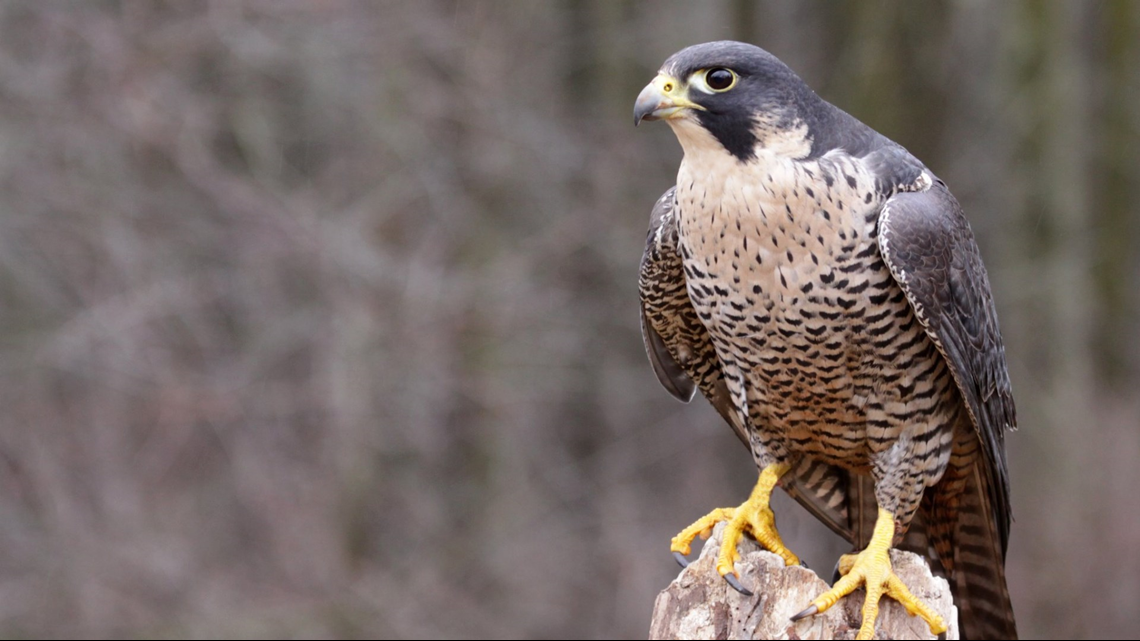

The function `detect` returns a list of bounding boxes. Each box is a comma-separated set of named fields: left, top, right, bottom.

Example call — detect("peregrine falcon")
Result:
left=635, top=42, right=1017, bottom=640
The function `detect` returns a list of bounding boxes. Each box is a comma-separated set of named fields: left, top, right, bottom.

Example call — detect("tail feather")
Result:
left=927, top=461, right=1018, bottom=640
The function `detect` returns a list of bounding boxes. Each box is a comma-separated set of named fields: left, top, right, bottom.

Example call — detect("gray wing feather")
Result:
left=641, top=308, right=696, bottom=402
left=878, top=180, right=1015, bottom=554
left=639, top=188, right=700, bottom=404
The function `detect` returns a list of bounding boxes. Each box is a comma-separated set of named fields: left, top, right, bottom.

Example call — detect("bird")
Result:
left=634, top=41, right=1017, bottom=640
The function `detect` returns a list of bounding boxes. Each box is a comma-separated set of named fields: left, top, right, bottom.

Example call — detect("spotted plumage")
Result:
left=637, top=41, right=1016, bottom=639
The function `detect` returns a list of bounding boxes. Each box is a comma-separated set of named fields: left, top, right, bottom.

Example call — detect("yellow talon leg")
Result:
left=670, top=463, right=799, bottom=587
left=836, top=552, right=857, bottom=576
left=793, top=508, right=947, bottom=640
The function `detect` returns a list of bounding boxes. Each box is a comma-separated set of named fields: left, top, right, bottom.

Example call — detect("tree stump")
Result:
left=649, top=523, right=958, bottom=640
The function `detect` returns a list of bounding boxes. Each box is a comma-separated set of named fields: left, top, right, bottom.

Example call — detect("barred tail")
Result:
left=927, top=461, right=1018, bottom=640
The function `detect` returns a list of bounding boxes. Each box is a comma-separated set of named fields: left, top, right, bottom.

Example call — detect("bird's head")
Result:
left=634, top=41, right=821, bottom=161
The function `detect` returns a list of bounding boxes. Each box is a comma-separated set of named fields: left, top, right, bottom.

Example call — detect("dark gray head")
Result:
left=635, top=41, right=861, bottom=161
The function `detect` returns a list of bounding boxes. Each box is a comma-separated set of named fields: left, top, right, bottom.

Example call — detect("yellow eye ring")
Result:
left=704, top=68, right=737, bottom=92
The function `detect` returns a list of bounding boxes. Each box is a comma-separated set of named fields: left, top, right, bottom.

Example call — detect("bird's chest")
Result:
left=675, top=155, right=916, bottom=454
left=676, top=156, right=881, bottom=343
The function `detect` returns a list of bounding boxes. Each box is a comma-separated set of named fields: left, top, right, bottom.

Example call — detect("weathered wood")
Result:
left=649, top=523, right=958, bottom=640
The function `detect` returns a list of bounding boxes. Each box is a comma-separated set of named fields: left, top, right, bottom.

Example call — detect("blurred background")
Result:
left=0, top=1, right=1136, bottom=638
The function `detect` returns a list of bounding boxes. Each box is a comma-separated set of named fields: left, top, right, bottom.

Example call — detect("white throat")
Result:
left=666, top=116, right=813, bottom=165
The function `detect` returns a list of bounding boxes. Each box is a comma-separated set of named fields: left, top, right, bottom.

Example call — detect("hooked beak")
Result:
left=634, top=74, right=705, bottom=126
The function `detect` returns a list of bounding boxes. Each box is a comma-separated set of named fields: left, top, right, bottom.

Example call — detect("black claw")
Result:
left=723, top=573, right=753, bottom=596
left=672, top=551, right=690, bottom=568
left=937, top=633, right=946, bottom=641
left=790, top=604, right=818, bottom=622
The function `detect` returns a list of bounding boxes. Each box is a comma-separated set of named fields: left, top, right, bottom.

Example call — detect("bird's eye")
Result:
left=705, top=68, right=736, bottom=92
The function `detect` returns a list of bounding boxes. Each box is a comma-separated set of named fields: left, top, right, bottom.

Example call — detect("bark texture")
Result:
left=649, top=523, right=959, bottom=640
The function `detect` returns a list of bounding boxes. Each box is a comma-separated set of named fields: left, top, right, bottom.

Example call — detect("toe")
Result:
left=722, top=572, right=753, bottom=596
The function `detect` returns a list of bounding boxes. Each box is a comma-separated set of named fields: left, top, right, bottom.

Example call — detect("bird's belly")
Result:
left=681, top=212, right=940, bottom=469
left=708, top=281, right=887, bottom=470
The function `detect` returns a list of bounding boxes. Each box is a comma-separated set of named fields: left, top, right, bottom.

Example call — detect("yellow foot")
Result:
left=792, top=508, right=947, bottom=640
left=670, top=463, right=799, bottom=595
